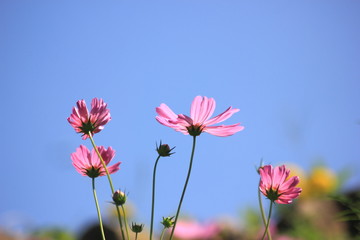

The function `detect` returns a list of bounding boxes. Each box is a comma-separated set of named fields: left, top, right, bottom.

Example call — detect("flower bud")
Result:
left=131, top=222, right=144, bottom=233
left=156, top=141, right=175, bottom=157
left=161, top=216, right=175, bottom=228
left=112, top=190, right=127, bottom=206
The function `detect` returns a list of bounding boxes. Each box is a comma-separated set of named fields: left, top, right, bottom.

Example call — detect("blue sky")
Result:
left=1, top=0, right=360, bottom=236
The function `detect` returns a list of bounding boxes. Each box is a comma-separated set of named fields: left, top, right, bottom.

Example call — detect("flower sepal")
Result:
left=112, top=190, right=127, bottom=206
left=131, top=222, right=144, bottom=233
left=161, top=216, right=175, bottom=228
left=156, top=141, right=175, bottom=157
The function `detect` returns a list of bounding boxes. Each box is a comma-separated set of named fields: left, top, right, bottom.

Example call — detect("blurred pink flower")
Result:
left=71, top=145, right=120, bottom=178
left=259, top=165, right=302, bottom=204
left=174, top=220, right=220, bottom=239
left=68, top=98, right=111, bottom=139
left=156, top=96, right=244, bottom=137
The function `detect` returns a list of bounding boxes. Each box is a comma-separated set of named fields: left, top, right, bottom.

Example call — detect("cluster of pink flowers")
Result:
left=67, top=96, right=302, bottom=240
left=69, top=98, right=120, bottom=178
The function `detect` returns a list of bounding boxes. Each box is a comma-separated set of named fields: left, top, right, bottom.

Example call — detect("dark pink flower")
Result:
left=71, top=145, right=120, bottom=178
left=156, top=96, right=244, bottom=137
left=259, top=165, right=302, bottom=204
left=68, top=98, right=111, bottom=139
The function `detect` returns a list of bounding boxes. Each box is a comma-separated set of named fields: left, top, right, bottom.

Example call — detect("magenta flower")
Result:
left=71, top=145, right=120, bottom=178
left=156, top=96, right=244, bottom=136
left=259, top=165, right=302, bottom=204
left=68, top=98, right=111, bottom=139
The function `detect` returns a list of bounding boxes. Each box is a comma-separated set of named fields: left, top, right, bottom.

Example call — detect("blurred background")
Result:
left=1, top=1, right=360, bottom=239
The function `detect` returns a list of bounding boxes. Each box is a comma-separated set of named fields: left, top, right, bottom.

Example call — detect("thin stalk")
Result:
left=169, top=136, right=197, bottom=240
left=159, top=228, right=166, bottom=240
left=150, top=155, right=161, bottom=240
left=134, top=232, right=138, bottom=240
left=121, top=205, right=130, bottom=240
left=92, top=178, right=106, bottom=240
left=258, top=182, right=271, bottom=240
left=88, top=132, right=115, bottom=192
left=88, top=132, right=127, bottom=240
left=261, top=201, right=274, bottom=240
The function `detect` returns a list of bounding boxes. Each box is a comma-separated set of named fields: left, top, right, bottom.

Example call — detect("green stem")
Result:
left=258, top=181, right=271, bottom=240
left=169, top=136, right=197, bottom=240
left=121, top=205, right=130, bottom=240
left=88, top=132, right=115, bottom=192
left=88, top=132, right=126, bottom=240
left=261, top=201, right=273, bottom=240
left=150, top=155, right=161, bottom=240
left=92, top=178, right=106, bottom=240
left=160, top=228, right=166, bottom=240
left=115, top=206, right=126, bottom=240
left=135, top=232, right=138, bottom=240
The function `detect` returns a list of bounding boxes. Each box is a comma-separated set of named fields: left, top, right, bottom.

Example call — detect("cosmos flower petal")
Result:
left=272, top=165, right=290, bottom=189
left=156, top=103, right=178, bottom=121
left=203, top=124, right=244, bottom=137
left=190, top=96, right=216, bottom=124
left=68, top=98, right=111, bottom=139
left=259, top=165, right=273, bottom=188
left=278, top=176, right=300, bottom=192
left=204, top=107, right=239, bottom=126
left=156, top=96, right=243, bottom=137
left=259, top=165, right=302, bottom=204
left=107, top=162, right=121, bottom=175
left=71, top=145, right=120, bottom=178
left=76, top=100, right=89, bottom=122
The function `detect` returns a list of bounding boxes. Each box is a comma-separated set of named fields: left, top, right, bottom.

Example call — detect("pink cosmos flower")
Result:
left=71, top=145, right=120, bottom=178
left=156, top=96, right=244, bottom=137
left=68, top=98, right=111, bottom=139
left=174, top=220, right=220, bottom=239
left=259, top=165, right=302, bottom=204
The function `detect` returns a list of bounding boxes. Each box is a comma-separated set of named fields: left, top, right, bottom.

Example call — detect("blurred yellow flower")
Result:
left=286, top=164, right=338, bottom=199
left=307, top=166, right=338, bottom=197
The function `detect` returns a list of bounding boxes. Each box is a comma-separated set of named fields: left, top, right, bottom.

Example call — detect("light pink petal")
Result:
left=72, top=162, right=86, bottom=176
left=278, top=176, right=300, bottom=193
left=190, top=96, right=216, bottom=124
left=71, top=145, right=91, bottom=176
left=276, top=198, right=293, bottom=204
left=272, top=165, right=289, bottom=189
left=259, top=165, right=273, bottom=188
left=104, top=162, right=121, bottom=175
left=156, top=103, right=178, bottom=120
left=76, top=100, right=89, bottom=122
left=77, top=145, right=91, bottom=166
left=204, top=107, right=239, bottom=126
left=81, top=134, right=89, bottom=140
left=259, top=185, right=268, bottom=196
left=277, top=188, right=302, bottom=204
left=282, top=191, right=302, bottom=200
left=99, top=146, right=116, bottom=165
left=203, top=124, right=244, bottom=136
left=90, top=98, right=111, bottom=128
left=88, top=148, right=98, bottom=167
left=155, top=116, right=176, bottom=128
left=190, top=96, right=203, bottom=123
left=280, top=187, right=302, bottom=197
left=177, top=114, right=193, bottom=126
left=198, top=97, right=216, bottom=124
